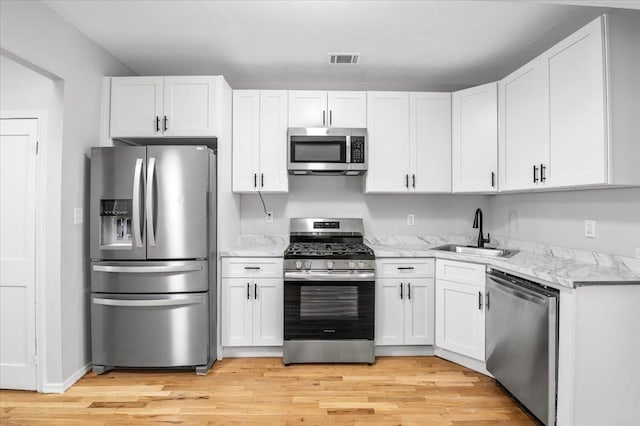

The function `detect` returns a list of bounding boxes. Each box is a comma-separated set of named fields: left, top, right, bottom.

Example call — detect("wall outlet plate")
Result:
left=584, top=219, right=596, bottom=238
left=265, top=211, right=273, bottom=223
left=407, top=214, right=415, bottom=226
left=73, top=207, right=83, bottom=225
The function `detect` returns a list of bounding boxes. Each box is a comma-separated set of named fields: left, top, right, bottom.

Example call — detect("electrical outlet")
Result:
left=265, top=211, right=273, bottom=223
left=407, top=214, right=415, bottom=226
left=584, top=220, right=596, bottom=238
left=73, top=207, right=83, bottom=225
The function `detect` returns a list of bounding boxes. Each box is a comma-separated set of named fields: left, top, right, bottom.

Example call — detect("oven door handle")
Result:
left=284, top=271, right=375, bottom=282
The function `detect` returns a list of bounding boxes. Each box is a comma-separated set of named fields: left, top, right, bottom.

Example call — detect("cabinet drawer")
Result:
left=222, top=258, right=283, bottom=278
left=377, top=259, right=434, bottom=278
left=436, top=259, right=485, bottom=287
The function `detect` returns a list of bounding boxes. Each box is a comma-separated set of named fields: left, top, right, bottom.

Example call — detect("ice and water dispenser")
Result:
left=100, top=199, right=133, bottom=248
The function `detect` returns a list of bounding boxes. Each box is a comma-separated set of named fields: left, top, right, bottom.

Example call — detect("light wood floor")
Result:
left=0, top=356, right=536, bottom=425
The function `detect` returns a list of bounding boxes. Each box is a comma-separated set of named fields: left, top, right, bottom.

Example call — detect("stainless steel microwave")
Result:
left=287, top=128, right=367, bottom=175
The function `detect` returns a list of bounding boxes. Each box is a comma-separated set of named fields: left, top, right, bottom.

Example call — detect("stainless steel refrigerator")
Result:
left=89, top=145, right=216, bottom=374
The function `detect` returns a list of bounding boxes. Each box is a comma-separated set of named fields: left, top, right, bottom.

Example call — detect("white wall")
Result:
left=0, top=0, right=133, bottom=389
left=489, top=187, right=640, bottom=258
left=240, top=176, right=490, bottom=236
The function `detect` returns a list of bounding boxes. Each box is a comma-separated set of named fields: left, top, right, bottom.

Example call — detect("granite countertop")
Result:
left=220, top=234, right=640, bottom=289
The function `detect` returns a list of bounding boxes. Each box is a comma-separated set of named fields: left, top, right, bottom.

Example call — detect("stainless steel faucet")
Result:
left=473, top=208, right=491, bottom=248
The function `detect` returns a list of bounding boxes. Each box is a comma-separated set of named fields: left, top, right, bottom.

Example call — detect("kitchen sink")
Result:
left=431, top=244, right=519, bottom=258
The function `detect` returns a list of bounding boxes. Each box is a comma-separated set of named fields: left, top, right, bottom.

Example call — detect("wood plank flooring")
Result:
left=0, top=356, right=536, bottom=425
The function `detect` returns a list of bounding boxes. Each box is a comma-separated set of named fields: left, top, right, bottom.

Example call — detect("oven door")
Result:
left=288, top=135, right=348, bottom=173
left=284, top=272, right=374, bottom=340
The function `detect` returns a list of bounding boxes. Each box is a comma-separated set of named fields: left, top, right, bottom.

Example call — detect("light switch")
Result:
left=73, top=207, right=83, bottom=225
left=584, top=220, right=596, bottom=238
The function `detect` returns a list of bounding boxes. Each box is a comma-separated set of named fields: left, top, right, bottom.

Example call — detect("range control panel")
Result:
left=350, top=136, right=365, bottom=163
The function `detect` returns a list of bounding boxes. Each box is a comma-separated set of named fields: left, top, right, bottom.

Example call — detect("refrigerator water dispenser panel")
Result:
left=100, top=199, right=133, bottom=249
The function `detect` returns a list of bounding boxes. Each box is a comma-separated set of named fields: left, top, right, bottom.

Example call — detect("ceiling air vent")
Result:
left=328, top=53, right=361, bottom=65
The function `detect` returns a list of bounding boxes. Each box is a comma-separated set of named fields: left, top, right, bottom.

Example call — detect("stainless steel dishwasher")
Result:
left=486, top=268, right=559, bottom=426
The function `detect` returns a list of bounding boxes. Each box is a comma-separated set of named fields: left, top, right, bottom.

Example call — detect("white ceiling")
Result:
left=43, top=0, right=638, bottom=91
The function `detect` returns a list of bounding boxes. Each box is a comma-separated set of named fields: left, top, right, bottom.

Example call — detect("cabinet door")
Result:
left=452, top=82, right=498, bottom=193
left=327, top=91, right=367, bottom=128
left=365, top=92, right=410, bottom=193
left=252, top=278, right=283, bottom=346
left=110, top=77, right=163, bottom=137
left=163, top=76, right=217, bottom=137
left=403, top=278, right=435, bottom=345
left=288, top=91, right=327, bottom=127
left=499, top=58, right=547, bottom=191
left=232, top=90, right=260, bottom=192
left=222, top=278, right=253, bottom=347
left=435, top=279, right=485, bottom=361
left=259, top=91, right=289, bottom=193
left=375, top=279, right=405, bottom=345
left=410, top=92, right=452, bottom=193
left=543, top=17, right=607, bottom=187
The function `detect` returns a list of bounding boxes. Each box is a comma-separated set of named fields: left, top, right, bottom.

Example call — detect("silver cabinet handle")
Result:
left=93, top=295, right=203, bottom=307
left=93, top=264, right=202, bottom=273
left=146, top=157, right=156, bottom=246
left=132, top=158, right=144, bottom=247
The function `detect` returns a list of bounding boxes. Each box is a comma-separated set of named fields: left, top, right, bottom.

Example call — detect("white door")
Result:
left=327, top=91, right=367, bottom=128
left=375, top=279, right=405, bottom=345
left=221, top=278, right=253, bottom=347
left=499, top=57, right=547, bottom=191
left=232, top=90, right=260, bottom=192
left=163, top=76, right=217, bottom=137
left=403, top=278, right=435, bottom=345
left=544, top=17, right=607, bottom=187
left=252, top=279, right=283, bottom=346
left=365, top=92, right=410, bottom=193
left=259, top=91, right=289, bottom=193
left=435, top=279, right=485, bottom=361
left=288, top=91, right=327, bottom=127
left=110, top=76, right=163, bottom=137
left=410, top=92, right=452, bottom=193
left=452, top=82, right=498, bottom=193
left=0, top=118, right=38, bottom=390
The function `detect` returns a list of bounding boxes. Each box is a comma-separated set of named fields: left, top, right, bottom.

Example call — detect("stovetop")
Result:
left=284, top=242, right=375, bottom=260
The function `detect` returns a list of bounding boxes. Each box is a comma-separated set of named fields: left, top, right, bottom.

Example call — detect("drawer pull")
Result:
left=244, top=266, right=261, bottom=270
left=397, top=267, right=415, bottom=270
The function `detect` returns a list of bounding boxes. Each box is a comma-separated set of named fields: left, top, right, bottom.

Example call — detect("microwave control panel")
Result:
left=350, top=137, right=365, bottom=163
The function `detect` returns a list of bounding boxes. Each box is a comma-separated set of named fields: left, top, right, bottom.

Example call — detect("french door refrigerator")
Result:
left=89, top=145, right=216, bottom=374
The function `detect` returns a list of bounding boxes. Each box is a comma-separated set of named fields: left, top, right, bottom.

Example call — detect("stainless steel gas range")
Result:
left=283, top=218, right=375, bottom=365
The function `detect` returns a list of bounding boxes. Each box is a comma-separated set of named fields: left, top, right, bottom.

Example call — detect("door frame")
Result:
left=1, top=110, right=47, bottom=392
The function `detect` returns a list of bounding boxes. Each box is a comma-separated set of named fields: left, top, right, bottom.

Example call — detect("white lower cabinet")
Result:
left=375, top=259, right=435, bottom=346
left=435, top=259, right=486, bottom=361
left=222, top=258, right=283, bottom=347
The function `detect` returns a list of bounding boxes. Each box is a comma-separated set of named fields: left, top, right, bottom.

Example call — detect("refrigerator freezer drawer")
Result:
left=91, top=260, right=208, bottom=293
left=91, top=293, right=209, bottom=368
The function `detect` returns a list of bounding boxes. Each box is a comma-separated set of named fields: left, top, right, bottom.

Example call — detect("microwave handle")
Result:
left=346, top=135, right=351, bottom=163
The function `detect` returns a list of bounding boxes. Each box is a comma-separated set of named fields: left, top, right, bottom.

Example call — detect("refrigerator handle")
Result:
left=132, top=158, right=144, bottom=247
left=146, top=157, right=156, bottom=246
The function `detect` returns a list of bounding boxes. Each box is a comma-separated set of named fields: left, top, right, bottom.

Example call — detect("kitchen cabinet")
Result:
left=221, top=258, right=283, bottom=347
left=452, top=82, right=498, bottom=193
left=375, top=259, right=435, bottom=346
left=288, top=91, right=366, bottom=128
left=232, top=90, right=288, bottom=193
left=110, top=76, right=217, bottom=138
left=435, top=259, right=486, bottom=361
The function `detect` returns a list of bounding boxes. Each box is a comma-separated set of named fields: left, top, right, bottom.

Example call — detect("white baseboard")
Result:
left=434, top=347, right=491, bottom=377
left=41, top=362, right=91, bottom=394
left=222, top=347, right=283, bottom=358
left=375, top=345, right=435, bottom=356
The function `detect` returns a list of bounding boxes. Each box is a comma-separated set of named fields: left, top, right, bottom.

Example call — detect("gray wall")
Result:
left=240, top=176, right=490, bottom=236
left=1, top=0, right=133, bottom=389
left=489, top=187, right=640, bottom=258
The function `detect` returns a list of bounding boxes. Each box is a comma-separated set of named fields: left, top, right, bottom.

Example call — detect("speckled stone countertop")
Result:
left=220, top=234, right=640, bottom=289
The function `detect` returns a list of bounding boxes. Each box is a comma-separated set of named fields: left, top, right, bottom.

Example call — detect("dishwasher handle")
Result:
left=487, top=274, right=548, bottom=305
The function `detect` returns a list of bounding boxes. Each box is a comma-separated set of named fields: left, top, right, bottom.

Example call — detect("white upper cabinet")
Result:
left=232, top=90, right=288, bottom=193
left=452, top=82, right=498, bottom=193
left=327, top=91, right=367, bottom=128
left=498, top=57, right=548, bottom=191
left=365, top=92, right=411, bottom=193
left=163, top=77, right=217, bottom=137
left=543, top=17, right=606, bottom=188
left=410, top=92, right=452, bottom=193
left=288, top=91, right=366, bottom=128
left=110, top=76, right=218, bottom=138
left=110, top=77, right=163, bottom=138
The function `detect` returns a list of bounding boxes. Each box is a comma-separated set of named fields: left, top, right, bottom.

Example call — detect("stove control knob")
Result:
left=295, top=261, right=302, bottom=270
left=358, top=261, right=365, bottom=269
left=327, top=260, right=334, bottom=270
left=304, top=261, right=312, bottom=270
left=348, top=261, right=355, bottom=269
